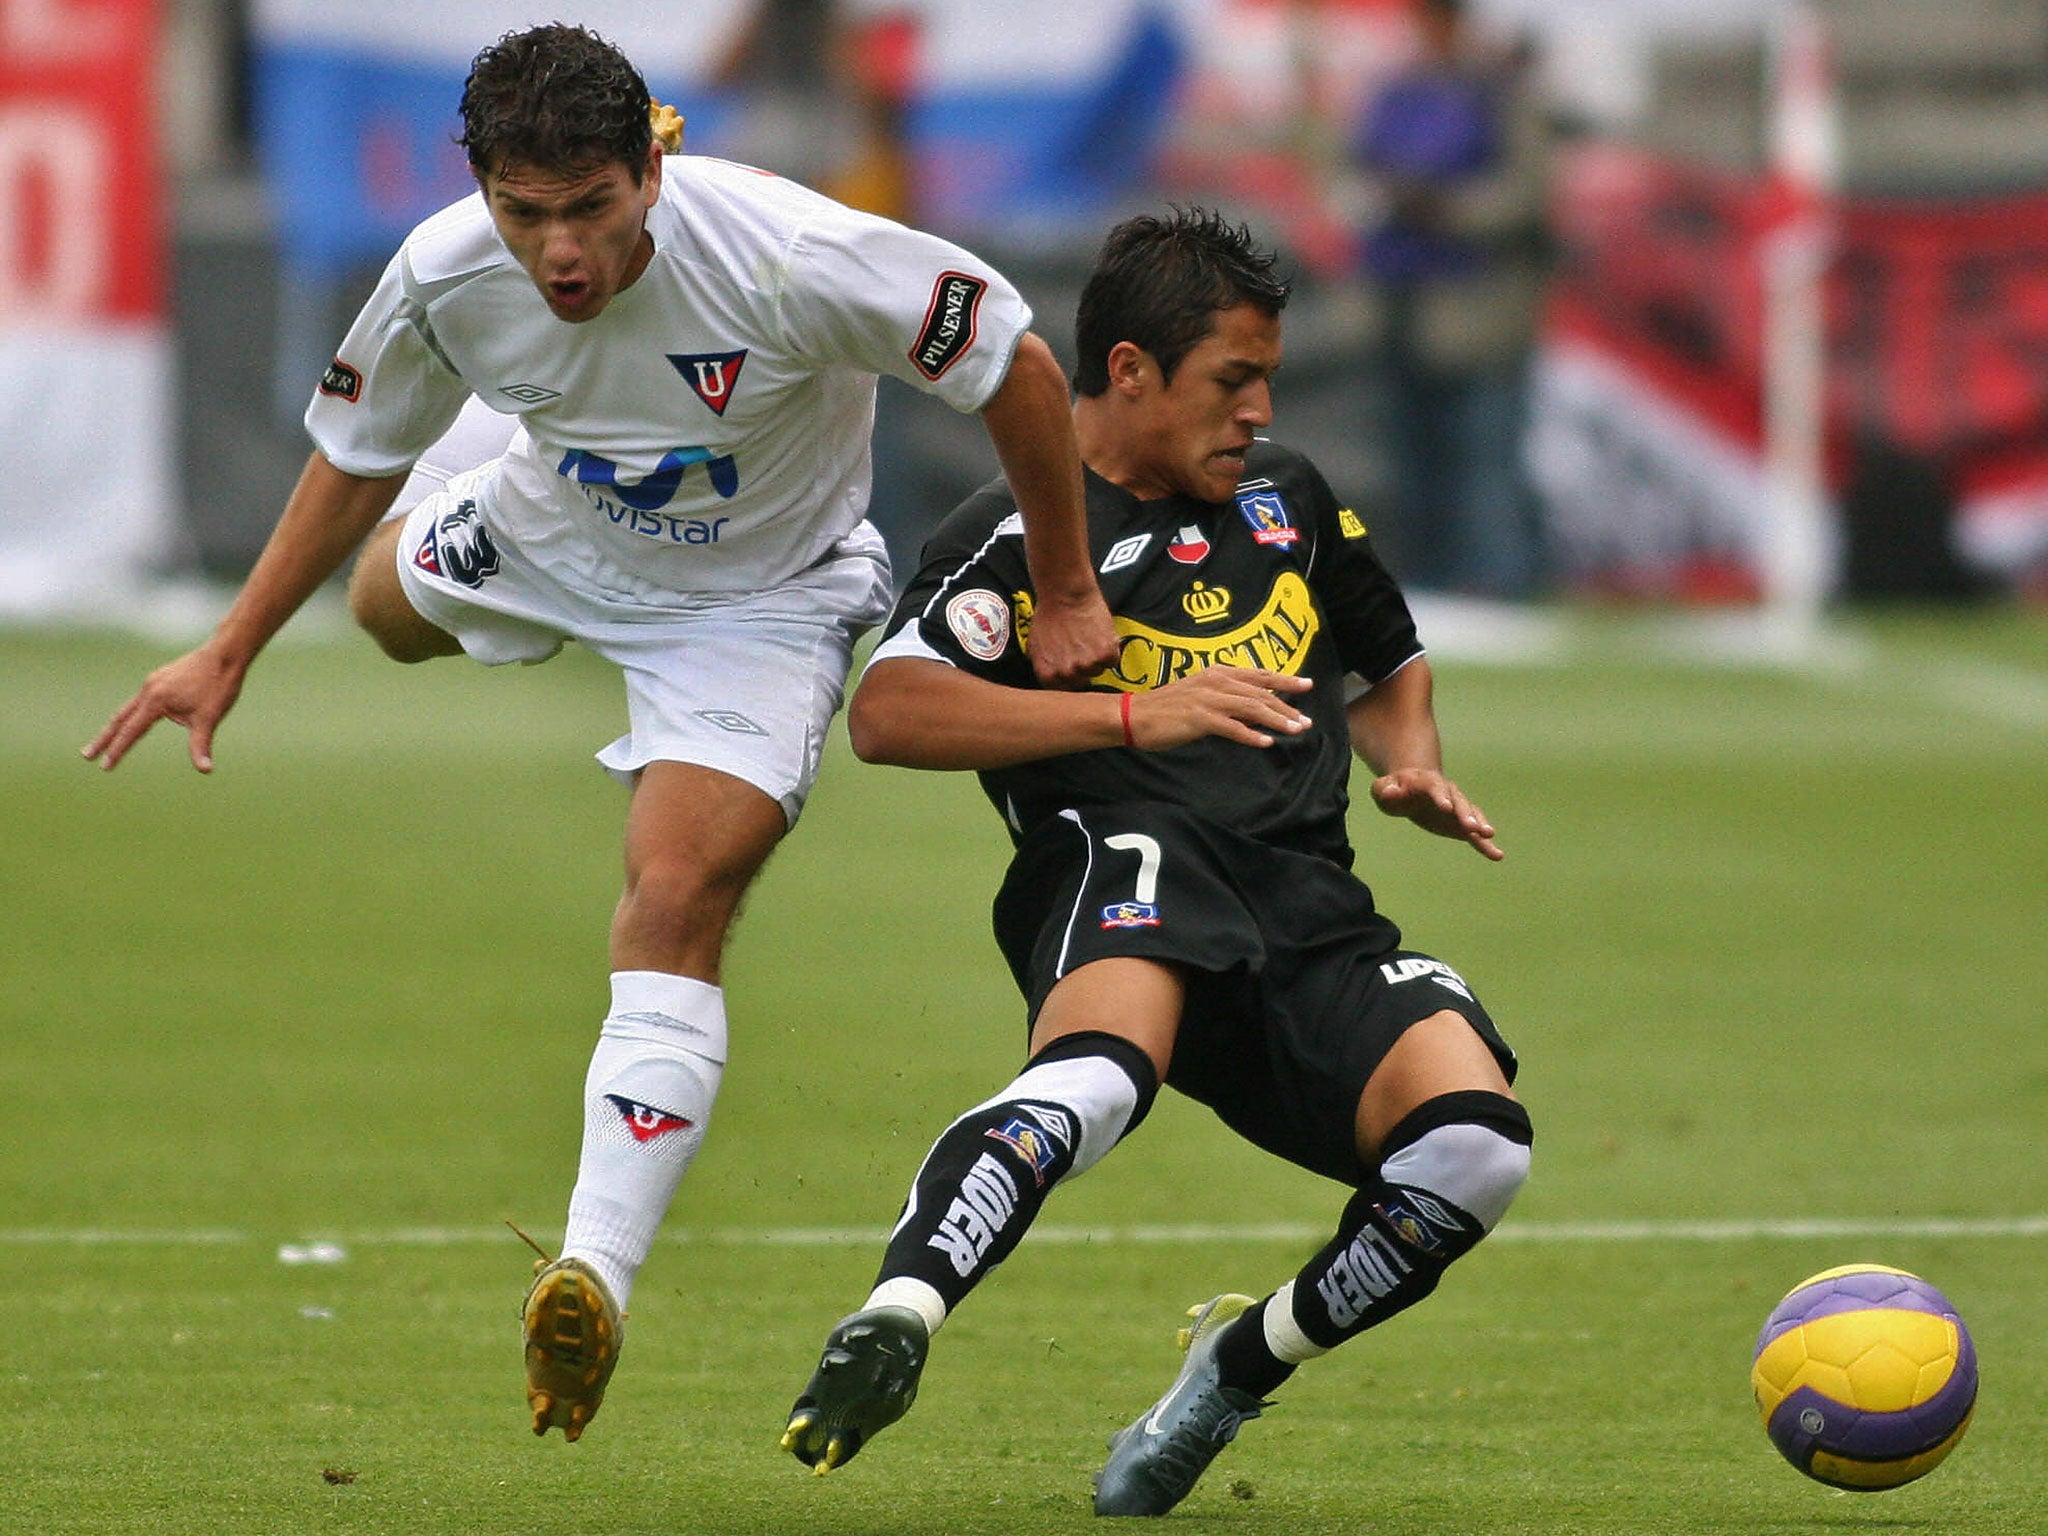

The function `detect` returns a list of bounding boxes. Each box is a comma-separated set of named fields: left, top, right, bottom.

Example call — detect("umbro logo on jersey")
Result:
left=1380, top=956, right=1475, bottom=1001
left=1100, top=533, right=1151, bottom=574
left=605, top=1093, right=695, bottom=1144
left=669, top=349, right=748, bottom=415
left=1237, top=484, right=1299, bottom=547
left=500, top=382, right=562, bottom=405
left=318, top=358, right=362, bottom=402
left=1167, top=526, right=1210, bottom=564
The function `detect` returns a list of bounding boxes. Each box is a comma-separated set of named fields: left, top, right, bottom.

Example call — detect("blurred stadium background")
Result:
left=6, top=7, right=2046, bottom=1530
left=6, top=0, right=2048, bottom=623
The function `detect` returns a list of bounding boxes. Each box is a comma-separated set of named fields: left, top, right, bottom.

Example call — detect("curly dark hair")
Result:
left=458, top=24, right=653, bottom=179
left=1073, top=208, right=1291, bottom=397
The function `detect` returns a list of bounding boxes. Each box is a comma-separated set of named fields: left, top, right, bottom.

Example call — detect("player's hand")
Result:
left=1027, top=588, right=1119, bottom=690
left=1125, top=667, right=1315, bottom=752
left=82, top=644, right=247, bottom=773
left=1369, top=768, right=1502, bottom=860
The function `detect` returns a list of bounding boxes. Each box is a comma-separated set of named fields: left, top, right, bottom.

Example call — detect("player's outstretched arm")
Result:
left=1349, top=657, right=1502, bottom=861
left=83, top=452, right=407, bottom=773
left=849, top=658, right=1312, bottom=771
left=977, top=333, right=1117, bottom=690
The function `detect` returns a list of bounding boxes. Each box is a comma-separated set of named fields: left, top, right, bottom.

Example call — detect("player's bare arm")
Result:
left=84, top=452, right=409, bottom=773
left=978, top=333, right=1117, bottom=689
left=1348, top=657, right=1502, bottom=860
left=848, top=656, right=1312, bottom=770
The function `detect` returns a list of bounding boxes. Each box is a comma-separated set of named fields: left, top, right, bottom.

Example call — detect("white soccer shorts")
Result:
left=393, top=483, right=891, bottom=826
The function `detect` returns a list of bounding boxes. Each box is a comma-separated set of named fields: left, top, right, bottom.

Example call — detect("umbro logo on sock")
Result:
left=605, top=1093, right=694, bottom=1144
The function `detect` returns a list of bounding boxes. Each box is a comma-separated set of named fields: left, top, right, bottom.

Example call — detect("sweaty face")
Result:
left=1125, top=303, right=1281, bottom=504
left=482, top=147, right=660, bottom=323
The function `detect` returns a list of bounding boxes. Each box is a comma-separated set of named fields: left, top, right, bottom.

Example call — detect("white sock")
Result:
left=561, top=971, right=726, bottom=1308
left=864, top=1276, right=949, bottom=1338
left=1263, top=1280, right=1333, bottom=1365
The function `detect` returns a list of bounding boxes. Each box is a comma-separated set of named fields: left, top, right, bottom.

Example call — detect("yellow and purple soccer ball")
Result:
left=1751, top=1263, right=1977, bottom=1491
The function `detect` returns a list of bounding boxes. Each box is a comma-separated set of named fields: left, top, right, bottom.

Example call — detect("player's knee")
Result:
left=619, top=852, right=751, bottom=944
left=348, top=532, right=449, bottom=663
left=1377, top=1091, right=1532, bottom=1238
left=1004, top=1030, right=1161, bottom=1178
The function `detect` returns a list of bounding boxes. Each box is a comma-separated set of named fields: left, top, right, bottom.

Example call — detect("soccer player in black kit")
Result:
left=783, top=208, right=1533, bottom=1516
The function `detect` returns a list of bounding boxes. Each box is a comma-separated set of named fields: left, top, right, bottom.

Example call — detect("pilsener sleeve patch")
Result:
left=319, top=359, right=363, bottom=401
left=910, top=271, right=987, bottom=380
left=944, top=587, right=1011, bottom=661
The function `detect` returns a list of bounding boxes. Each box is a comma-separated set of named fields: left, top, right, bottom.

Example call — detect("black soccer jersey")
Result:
left=871, top=440, right=1423, bottom=868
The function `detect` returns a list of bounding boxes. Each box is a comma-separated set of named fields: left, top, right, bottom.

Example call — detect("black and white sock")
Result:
left=1215, top=1092, right=1533, bottom=1397
left=862, top=1032, right=1159, bottom=1334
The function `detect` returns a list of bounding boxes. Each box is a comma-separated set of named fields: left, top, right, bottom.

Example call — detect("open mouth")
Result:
left=547, top=277, right=593, bottom=313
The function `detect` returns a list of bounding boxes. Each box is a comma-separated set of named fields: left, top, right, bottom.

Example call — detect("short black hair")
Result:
left=459, top=24, right=653, bottom=180
left=1073, top=208, right=1291, bottom=397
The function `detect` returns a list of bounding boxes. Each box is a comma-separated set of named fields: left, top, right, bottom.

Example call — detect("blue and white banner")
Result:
left=249, top=1, right=756, bottom=274
left=248, top=0, right=1191, bottom=263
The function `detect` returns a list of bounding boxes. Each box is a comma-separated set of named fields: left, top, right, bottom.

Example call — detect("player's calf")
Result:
left=869, top=1031, right=1157, bottom=1317
left=1093, top=1093, right=1530, bottom=1512
left=1215, top=1091, right=1533, bottom=1395
left=785, top=1031, right=1157, bottom=1471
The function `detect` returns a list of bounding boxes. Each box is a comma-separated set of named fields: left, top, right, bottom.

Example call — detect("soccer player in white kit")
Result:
left=85, top=23, right=1116, bottom=1443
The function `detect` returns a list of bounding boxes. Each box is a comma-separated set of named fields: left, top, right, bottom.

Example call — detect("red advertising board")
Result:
left=0, top=0, right=161, bottom=321
left=1549, top=142, right=2048, bottom=507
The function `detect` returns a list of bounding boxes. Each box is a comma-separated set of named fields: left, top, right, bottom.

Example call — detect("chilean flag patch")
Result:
left=1167, top=525, right=1210, bottom=564
left=606, top=1093, right=695, bottom=1143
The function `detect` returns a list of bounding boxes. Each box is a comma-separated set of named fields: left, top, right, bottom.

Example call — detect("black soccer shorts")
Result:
left=991, top=802, right=1517, bottom=1183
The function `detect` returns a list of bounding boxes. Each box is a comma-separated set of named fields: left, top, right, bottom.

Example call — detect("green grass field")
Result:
left=4, top=604, right=2043, bottom=1534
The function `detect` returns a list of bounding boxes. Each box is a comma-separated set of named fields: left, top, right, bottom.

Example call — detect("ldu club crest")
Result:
left=414, top=499, right=502, bottom=588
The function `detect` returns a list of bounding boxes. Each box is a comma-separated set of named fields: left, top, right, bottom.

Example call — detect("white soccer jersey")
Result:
left=306, top=154, right=1032, bottom=597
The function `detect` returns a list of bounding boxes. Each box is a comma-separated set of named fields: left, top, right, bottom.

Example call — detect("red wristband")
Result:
left=1119, top=690, right=1136, bottom=749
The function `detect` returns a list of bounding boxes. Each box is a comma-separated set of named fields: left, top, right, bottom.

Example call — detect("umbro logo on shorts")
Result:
left=696, top=709, right=769, bottom=736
